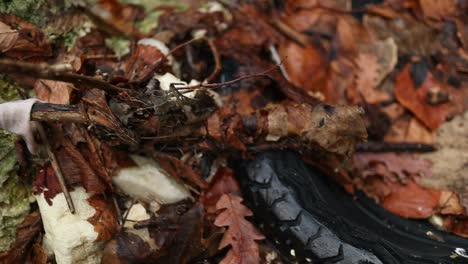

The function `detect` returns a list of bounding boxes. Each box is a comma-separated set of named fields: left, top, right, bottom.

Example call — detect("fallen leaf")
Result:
left=439, top=191, right=465, bottom=215
left=200, top=167, right=241, bottom=215
left=364, top=14, right=439, bottom=55
left=354, top=152, right=432, bottom=182
left=0, top=21, right=19, bottom=52
left=34, top=80, right=74, bottom=104
left=279, top=42, right=330, bottom=101
left=419, top=0, right=458, bottom=20
left=102, top=231, right=153, bottom=264
left=353, top=52, right=391, bottom=104
left=405, top=117, right=435, bottom=144
left=87, top=195, right=118, bottom=241
left=394, top=65, right=450, bottom=130
left=161, top=205, right=206, bottom=264
left=215, top=193, right=265, bottom=264
left=0, top=211, right=42, bottom=263
left=419, top=111, right=468, bottom=209
left=152, top=152, right=208, bottom=189
left=33, top=166, right=69, bottom=206
left=383, top=179, right=441, bottom=218
left=124, top=40, right=166, bottom=83
left=0, top=14, right=52, bottom=59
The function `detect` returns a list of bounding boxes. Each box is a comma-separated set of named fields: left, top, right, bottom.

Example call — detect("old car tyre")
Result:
left=239, top=151, right=468, bottom=264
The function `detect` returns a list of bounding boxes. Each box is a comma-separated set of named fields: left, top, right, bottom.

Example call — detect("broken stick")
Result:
left=0, top=59, right=128, bottom=94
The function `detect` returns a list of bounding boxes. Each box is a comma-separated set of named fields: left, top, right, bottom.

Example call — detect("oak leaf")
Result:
left=215, top=193, right=264, bottom=264
left=200, top=167, right=241, bottom=215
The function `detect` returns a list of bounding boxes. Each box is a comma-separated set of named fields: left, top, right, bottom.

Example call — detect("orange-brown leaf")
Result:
left=34, top=80, right=74, bottom=104
left=214, top=194, right=264, bottom=264
left=383, top=180, right=441, bottom=218
left=87, top=195, right=118, bottom=241
left=419, top=0, right=458, bottom=20
left=394, top=65, right=450, bottom=130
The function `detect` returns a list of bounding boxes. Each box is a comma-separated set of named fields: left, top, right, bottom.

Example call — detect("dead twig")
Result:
left=356, top=141, right=436, bottom=153
left=175, top=62, right=281, bottom=91
left=31, top=102, right=86, bottom=123
left=0, top=59, right=128, bottom=94
left=205, top=38, right=222, bottom=82
left=38, top=125, right=76, bottom=213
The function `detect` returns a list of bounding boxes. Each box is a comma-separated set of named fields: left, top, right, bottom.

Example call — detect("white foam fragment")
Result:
left=37, top=187, right=102, bottom=264
left=113, top=155, right=190, bottom=204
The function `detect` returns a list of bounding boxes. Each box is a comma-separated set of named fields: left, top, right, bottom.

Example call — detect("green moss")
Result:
left=0, top=79, right=32, bottom=253
left=120, top=0, right=189, bottom=34
left=105, top=36, right=131, bottom=59
left=0, top=0, right=47, bottom=25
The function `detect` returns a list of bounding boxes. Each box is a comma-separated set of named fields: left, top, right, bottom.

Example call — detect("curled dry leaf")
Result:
left=0, top=21, right=19, bottom=52
left=0, top=14, right=52, bottom=59
left=204, top=101, right=367, bottom=155
left=124, top=40, right=166, bottom=83
left=394, top=65, right=451, bottom=130
left=215, top=193, right=265, bottom=264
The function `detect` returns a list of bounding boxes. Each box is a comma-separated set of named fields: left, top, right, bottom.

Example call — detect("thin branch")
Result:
left=356, top=142, right=436, bottom=152
left=0, top=59, right=128, bottom=94
left=205, top=38, right=222, bottom=82
left=175, top=62, right=281, bottom=91
left=38, top=125, right=76, bottom=213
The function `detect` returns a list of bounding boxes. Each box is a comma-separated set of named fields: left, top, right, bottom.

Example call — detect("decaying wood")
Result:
left=31, top=103, right=86, bottom=123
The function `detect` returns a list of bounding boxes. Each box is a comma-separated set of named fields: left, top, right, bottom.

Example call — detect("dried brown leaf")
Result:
left=87, top=195, right=118, bottom=241
left=34, top=80, right=74, bottom=104
left=353, top=152, right=433, bottom=182
left=0, top=14, right=52, bottom=59
left=0, top=21, right=19, bottom=52
left=354, top=53, right=391, bottom=104
left=419, top=0, right=458, bottom=20
left=200, top=167, right=241, bottom=215
left=383, top=179, right=441, bottom=218
left=215, top=194, right=264, bottom=264
left=0, top=211, right=42, bottom=263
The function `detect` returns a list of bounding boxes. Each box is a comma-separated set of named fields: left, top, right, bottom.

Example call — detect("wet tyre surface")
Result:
left=237, top=151, right=468, bottom=264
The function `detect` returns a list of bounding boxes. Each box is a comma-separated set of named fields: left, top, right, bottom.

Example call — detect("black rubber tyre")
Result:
left=237, top=151, right=468, bottom=264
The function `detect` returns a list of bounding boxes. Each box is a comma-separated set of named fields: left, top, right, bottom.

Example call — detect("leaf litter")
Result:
left=0, top=0, right=467, bottom=262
